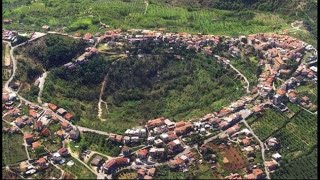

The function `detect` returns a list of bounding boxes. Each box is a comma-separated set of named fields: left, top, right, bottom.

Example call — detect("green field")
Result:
left=2, top=133, right=28, bottom=165
left=3, top=0, right=290, bottom=36
left=31, top=165, right=62, bottom=179
left=250, top=108, right=290, bottom=141
left=71, top=132, right=121, bottom=157
left=272, top=147, right=317, bottom=179
left=274, top=110, right=317, bottom=161
left=59, top=157, right=96, bottom=179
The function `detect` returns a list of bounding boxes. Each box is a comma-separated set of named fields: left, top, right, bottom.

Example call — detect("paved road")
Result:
left=76, top=126, right=110, bottom=136
left=241, top=120, right=270, bottom=179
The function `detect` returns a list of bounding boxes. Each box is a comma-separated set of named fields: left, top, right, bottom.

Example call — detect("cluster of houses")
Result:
left=2, top=29, right=18, bottom=42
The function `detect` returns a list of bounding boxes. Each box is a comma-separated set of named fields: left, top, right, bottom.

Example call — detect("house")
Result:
left=57, top=108, right=67, bottom=116
left=40, top=128, right=50, bottom=137
left=169, top=158, right=184, bottom=169
left=29, top=110, right=38, bottom=119
left=253, top=168, right=265, bottom=179
left=272, top=152, right=282, bottom=161
left=147, top=168, right=156, bottom=176
left=288, top=91, right=298, bottom=103
left=146, top=117, right=165, bottom=129
left=115, top=135, right=123, bottom=143
left=144, top=175, right=153, bottom=179
left=90, top=155, right=105, bottom=167
left=36, top=157, right=48, bottom=169
left=64, top=113, right=74, bottom=121
left=48, top=103, right=58, bottom=111
left=21, top=115, right=29, bottom=121
left=8, top=126, right=19, bottom=134
left=102, top=157, right=130, bottom=174
left=137, top=168, right=146, bottom=178
left=121, top=146, right=131, bottom=157
left=244, top=173, right=256, bottom=179
left=154, top=139, right=164, bottom=147
left=226, top=124, right=240, bottom=135
left=167, top=139, right=184, bottom=154
left=25, top=118, right=33, bottom=126
left=42, top=25, right=50, bottom=31
left=276, top=89, right=286, bottom=96
left=69, top=130, right=80, bottom=141
left=15, top=118, right=25, bottom=128
left=265, top=160, right=278, bottom=171
left=137, top=148, right=148, bottom=159
left=52, top=152, right=63, bottom=164
left=242, top=137, right=251, bottom=147
left=61, top=122, right=71, bottom=131
left=300, top=96, right=310, bottom=104
left=58, top=147, right=69, bottom=157
left=44, top=110, right=52, bottom=118
left=35, top=121, right=43, bottom=132
left=32, top=141, right=41, bottom=149
left=24, top=133, right=34, bottom=145
left=122, top=136, right=130, bottom=144
left=11, top=108, right=21, bottom=117
left=56, top=130, right=65, bottom=139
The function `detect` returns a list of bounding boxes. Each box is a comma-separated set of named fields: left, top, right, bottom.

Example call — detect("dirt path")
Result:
left=219, top=56, right=250, bottom=93
left=4, top=42, right=11, bottom=66
left=37, top=71, right=48, bottom=105
left=98, top=75, right=108, bottom=121
left=144, top=0, right=149, bottom=15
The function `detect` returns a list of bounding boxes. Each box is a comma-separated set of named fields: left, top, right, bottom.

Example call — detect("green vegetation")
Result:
left=72, top=132, right=121, bottom=156
left=155, top=165, right=187, bottom=179
left=250, top=108, right=289, bottom=141
left=2, top=133, right=28, bottom=165
left=296, top=81, right=318, bottom=106
left=3, top=0, right=292, bottom=37
left=43, top=51, right=243, bottom=133
left=272, top=147, right=317, bottom=179
left=229, top=55, right=259, bottom=87
left=60, top=157, right=96, bottom=179
left=154, top=0, right=317, bottom=46
left=115, top=169, right=138, bottom=180
left=274, top=110, right=317, bottom=161
left=31, top=165, right=62, bottom=179
left=23, top=34, right=86, bottom=69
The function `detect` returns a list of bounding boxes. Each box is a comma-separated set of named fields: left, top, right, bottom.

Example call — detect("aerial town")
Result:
left=2, top=26, right=317, bottom=179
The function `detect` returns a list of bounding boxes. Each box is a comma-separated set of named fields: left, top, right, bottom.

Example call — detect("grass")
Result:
left=272, top=147, right=317, bottom=179
left=59, top=157, right=96, bottom=179
left=116, top=169, right=138, bottom=179
left=30, top=165, right=62, bottom=179
left=3, top=0, right=292, bottom=37
left=72, top=132, right=121, bottom=157
left=2, top=133, right=28, bottom=165
left=250, top=108, right=290, bottom=141
left=274, top=110, right=317, bottom=161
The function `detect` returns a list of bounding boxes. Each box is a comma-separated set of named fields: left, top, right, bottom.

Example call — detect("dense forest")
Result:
left=24, top=34, right=87, bottom=69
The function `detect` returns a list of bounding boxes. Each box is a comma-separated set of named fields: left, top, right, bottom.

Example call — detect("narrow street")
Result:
left=241, top=120, right=270, bottom=179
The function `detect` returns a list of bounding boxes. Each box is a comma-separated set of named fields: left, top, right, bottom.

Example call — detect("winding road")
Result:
left=241, top=119, right=270, bottom=179
left=221, top=58, right=250, bottom=93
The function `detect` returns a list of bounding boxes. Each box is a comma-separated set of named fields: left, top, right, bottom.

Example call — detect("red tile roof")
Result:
left=276, top=89, right=286, bottom=96
left=48, top=103, right=58, bottom=111
left=29, top=110, right=37, bottom=118
left=64, top=113, right=74, bottom=121
left=32, top=141, right=41, bottom=149
left=37, top=157, right=46, bottom=164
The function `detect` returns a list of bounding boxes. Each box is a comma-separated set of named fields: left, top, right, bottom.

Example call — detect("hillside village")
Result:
left=2, top=28, right=317, bottom=179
